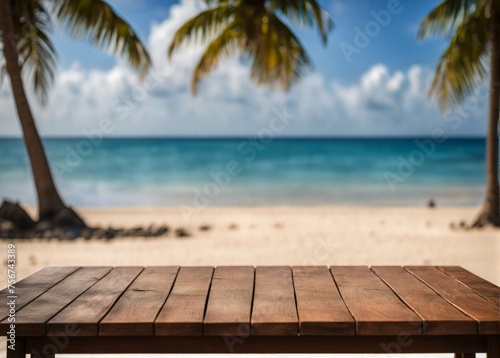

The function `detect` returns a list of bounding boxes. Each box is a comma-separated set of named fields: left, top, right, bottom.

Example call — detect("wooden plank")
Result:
left=46, top=267, right=144, bottom=336
left=26, top=335, right=488, bottom=354
left=0, top=267, right=111, bottom=336
left=330, top=266, right=421, bottom=335
left=155, top=266, right=213, bottom=336
left=292, top=266, right=355, bottom=335
left=251, top=266, right=298, bottom=335
left=372, top=266, right=477, bottom=335
left=439, top=266, right=500, bottom=308
left=406, top=266, right=500, bottom=334
left=0, top=267, right=80, bottom=321
left=203, top=266, right=254, bottom=336
left=99, top=266, right=179, bottom=336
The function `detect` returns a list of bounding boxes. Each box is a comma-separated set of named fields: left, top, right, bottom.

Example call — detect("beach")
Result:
left=2, top=205, right=498, bottom=284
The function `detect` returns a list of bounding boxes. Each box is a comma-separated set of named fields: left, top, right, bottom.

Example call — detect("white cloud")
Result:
left=0, top=0, right=488, bottom=138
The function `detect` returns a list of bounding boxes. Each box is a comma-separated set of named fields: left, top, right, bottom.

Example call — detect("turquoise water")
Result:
left=0, top=137, right=486, bottom=207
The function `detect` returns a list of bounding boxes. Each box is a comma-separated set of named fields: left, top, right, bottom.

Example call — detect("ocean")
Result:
left=0, top=137, right=486, bottom=207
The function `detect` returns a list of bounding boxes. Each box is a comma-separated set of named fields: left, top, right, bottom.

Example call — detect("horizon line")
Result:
left=0, top=135, right=487, bottom=140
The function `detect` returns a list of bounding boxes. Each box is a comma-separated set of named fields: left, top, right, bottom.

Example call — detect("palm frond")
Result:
left=168, top=5, right=235, bottom=58
left=54, top=0, right=151, bottom=79
left=14, top=0, right=57, bottom=105
left=249, top=13, right=311, bottom=91
left=418, top=0, right=480, bottom=39
left=204, top=0, right=231, bottom=6
left=191, top=24, right=241, bottom=94
left=429, top=5, right=489, bottom=109
left=269, top=0, right=333, bottom=44
left=170, top=0, right=325, bottom=95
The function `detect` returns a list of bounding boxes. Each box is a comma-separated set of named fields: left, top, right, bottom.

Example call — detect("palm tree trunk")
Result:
left=474, top=0, right=500, bottom=227
left=0, top=0, right=67, bottom=221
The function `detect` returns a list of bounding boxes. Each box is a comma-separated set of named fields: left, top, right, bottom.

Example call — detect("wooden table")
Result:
left=1, top=266, right=499, bottom=357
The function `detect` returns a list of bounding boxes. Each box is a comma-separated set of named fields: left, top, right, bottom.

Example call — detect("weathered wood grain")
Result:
left=47, top=267, right=143, bottom=336
left=203, top=266, right=254, bottom=336
left=100, top=266, right=179, bottom=336
left=439, top=266, right=500, bottom=308
left=0, top=267, right=80, bottom=322
left=251, top=266, right=298, bottom=335
left=0, top=267, right=111, bottom=336
left=406, top=266, right=500, bottom=334
left=331, top=266, right=422, bottom=335
left=372, top=266, right=477, bottom=335
left=292, top=266, right=355, bottom=335
left=155, top=266, right=213, bottom=336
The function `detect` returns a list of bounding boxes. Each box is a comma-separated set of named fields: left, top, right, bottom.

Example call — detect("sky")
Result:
left=0, top=0, right=490, bottom=137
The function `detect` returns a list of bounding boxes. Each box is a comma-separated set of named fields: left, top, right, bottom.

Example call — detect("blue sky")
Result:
left=0, top=0, right=488, bottom=137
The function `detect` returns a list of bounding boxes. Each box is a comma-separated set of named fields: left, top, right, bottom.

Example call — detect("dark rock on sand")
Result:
left=35, top=220, right=53, bottom=233
left=0, top=200, right=173, bottom=240
left=175, top=228, right=191, bottom=237
left=0, top=200, right=36, bottom=229
left=53, top=207, right=86, bottom=229
left=0, top=220, right=16, bottom=231
left=124, top=227, right=146, bottom=236
left=104, top=228, right=119, bottom=239
left=81, top=228, right=95, bottom=240
left=153, top=225, right=169, bottom=236
left=427, top=199, right=436, bottom=208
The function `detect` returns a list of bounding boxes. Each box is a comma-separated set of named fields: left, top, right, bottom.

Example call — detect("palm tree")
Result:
left=0, top=0, right=150, bottom=225
left=420, top=0, right=499, bottom=227
left=168, top=0, right=333, bottom=95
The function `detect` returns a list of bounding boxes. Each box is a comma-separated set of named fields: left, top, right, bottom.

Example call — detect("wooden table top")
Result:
left=1, top=266, right=499, bottom=337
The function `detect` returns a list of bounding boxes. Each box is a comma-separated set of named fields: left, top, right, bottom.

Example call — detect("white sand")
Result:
left=2, top=206, right=499, bottom=283
left=0, top=206, right=498, bottom=358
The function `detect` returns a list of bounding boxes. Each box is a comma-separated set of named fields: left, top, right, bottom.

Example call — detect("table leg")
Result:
left=6, top=337, right=25, bottom=358
left=488, top=336, right=500, bottom=358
